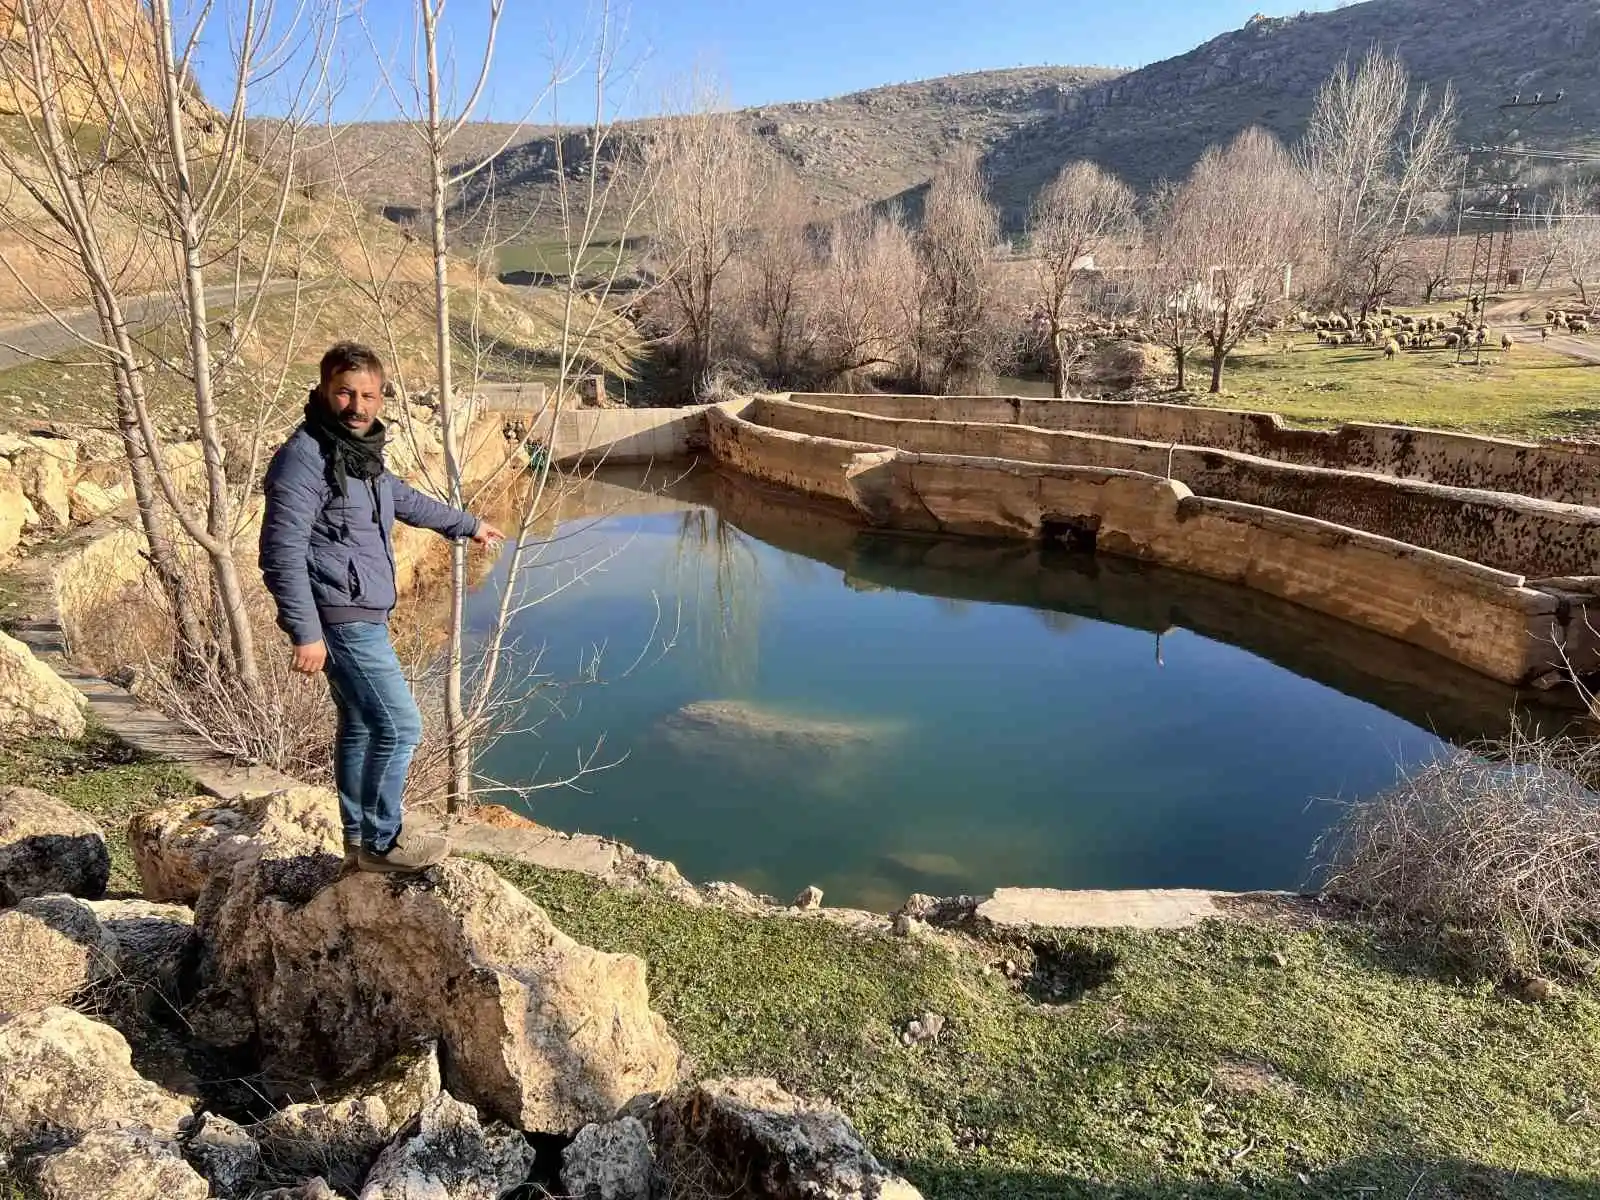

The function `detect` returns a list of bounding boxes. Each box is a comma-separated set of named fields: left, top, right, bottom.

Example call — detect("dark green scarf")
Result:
left=304, top=391, right=387, bottom=497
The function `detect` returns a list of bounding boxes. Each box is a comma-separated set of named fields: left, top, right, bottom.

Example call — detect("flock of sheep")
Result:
left=1297, top=301, right=1594, bottom=361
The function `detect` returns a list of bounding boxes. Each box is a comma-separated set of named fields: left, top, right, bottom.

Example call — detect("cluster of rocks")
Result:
left=0, top=780, right=925, bottom=1199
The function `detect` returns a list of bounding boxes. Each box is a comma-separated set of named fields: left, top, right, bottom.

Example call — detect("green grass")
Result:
left=0, top=726, right=193, bottom=893
left=498, top=860, right=1600, bottom=1200
left=1193, top=337, right=1600, bottom=440
left=496, top=233, right=640, bottom=278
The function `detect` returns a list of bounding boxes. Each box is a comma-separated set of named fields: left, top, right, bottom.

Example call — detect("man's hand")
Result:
left=471, top=520, right=505, bottom=548
left=292, top=640, right=327, bottom=674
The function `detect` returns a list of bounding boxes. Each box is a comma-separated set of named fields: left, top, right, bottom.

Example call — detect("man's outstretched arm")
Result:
left=391, top=477, right=502, bottom=545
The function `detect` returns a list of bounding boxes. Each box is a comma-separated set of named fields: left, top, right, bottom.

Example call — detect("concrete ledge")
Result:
left=977, top=887, right=1231, bottom=931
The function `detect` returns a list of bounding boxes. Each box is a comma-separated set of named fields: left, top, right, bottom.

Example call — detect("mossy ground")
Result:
left=0, top=727, right=192, bottom=893
left=499, top=861, right=1600, bottom=1200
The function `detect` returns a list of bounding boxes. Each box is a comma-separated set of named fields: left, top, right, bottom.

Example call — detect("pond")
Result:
left=468, top=466, right=1545, bottom=912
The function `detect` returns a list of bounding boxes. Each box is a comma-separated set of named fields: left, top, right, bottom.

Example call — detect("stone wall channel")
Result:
left=704, top=400, right=1600, bottom=689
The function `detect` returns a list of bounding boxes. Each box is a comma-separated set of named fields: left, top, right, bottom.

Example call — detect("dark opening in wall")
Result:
left=1042, top=513, right=1102, bottom=552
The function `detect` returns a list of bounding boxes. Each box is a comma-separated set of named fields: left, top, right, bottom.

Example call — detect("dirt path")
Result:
left=1483, top=297, right=1600, bottom=365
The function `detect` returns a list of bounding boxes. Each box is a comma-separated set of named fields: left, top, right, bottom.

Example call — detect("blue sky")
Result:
left=202, top=0, right=1345, bottom=122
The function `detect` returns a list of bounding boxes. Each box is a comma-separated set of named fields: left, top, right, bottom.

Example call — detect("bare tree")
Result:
left=738, top=181, right=820, bottom=385
left=1025, top=161, right=1138, bottom=396
left=813, top=209, right=918, bottom=388
left=1301, top=47, right=1458, bottom=318
left=1170, top=128, right=1312, bottom=393
left=1139, top=181, right=1206, bottom=392
left=0, top=0, right=334, bottom=693
left=644, top=91, right=766, bottom=390
left=916, top=147, right=1005, bottom=393
left=1534, top=185, right=1600, bottom=304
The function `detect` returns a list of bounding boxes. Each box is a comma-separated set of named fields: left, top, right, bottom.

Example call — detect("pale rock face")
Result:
left=0, top=462, right=28, bottom=557
left=0, top=631, right=87, bottom=740
left=560, top=1116, right=654, bottom=1200
left=0, top=785, right=109, bottom=904
left=179, top=1111, right=262, bottom=1196
left=254, top=1040, right=443, bottom=1194
left=257, top=1180, right=339, bottom=1200
left=67, top=479, right=128, bottom=523
left=0, top=1006, right=194, bottom=1148
left=652, top=1077, right=925, bottom=1200
left=32, top=1128, right=210, bottom=1200
left=0, top=894, right=119, bottom=1013
left=199, top=859, right=682, bottom=1133
left=130, top=786, right=344, bottom=904
left=358, top=1092, right=535, bottom=1200
left=10, top=435, right=79, bottom=528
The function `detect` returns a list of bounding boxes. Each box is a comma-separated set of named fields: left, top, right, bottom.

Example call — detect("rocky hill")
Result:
left=354, top=0, right=1600, bottom=246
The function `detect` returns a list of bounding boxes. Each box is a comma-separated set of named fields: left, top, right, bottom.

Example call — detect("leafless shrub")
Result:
left=1317, top=731, right=1600, bottom=979
left=914, top=147, right=1008, bottom=393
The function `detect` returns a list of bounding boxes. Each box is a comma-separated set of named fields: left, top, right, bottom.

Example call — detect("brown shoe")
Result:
left=356, top=829, right=450, bottom=874
left=339, top=840, right=360, bottom=875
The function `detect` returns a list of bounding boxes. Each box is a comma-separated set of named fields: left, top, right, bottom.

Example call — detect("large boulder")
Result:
left=0, top=894, right=119, bottom=1012
left=10, top=435, right=79, bottom=528
left=200, top=858, right=681, bottom=1133
left=0, top=786, right=109, bottom=904
left=179, top=1111, right=262, bottom=1196
left=651, top=1078, right=923, bottom=1200
left=0, top=462, right=28, bottom=557
left=130, top=786, right=343, bottom=904
left=254, top=1040, right=442, bottom=1194
left=358, top=1092, right=534, bottom=1200
left=561, top=1116, right=653, bottom=1200
left=32, top=1128, right=210, bottom=1200
left=67, top=479, right=128, bottom=524
left=80, top=898, right=195, bottom=1012
left=0, top=1006, right=194, bottom=1150
left=0, top=631, right=86, bottom=740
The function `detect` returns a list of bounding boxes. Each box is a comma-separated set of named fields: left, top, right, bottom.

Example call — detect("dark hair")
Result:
left=318, top=341, right=386, bottom=389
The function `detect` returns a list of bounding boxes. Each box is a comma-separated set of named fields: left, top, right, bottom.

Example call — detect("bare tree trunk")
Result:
left=1209, top=348, right=1226, bottom=394
left=1051, top=326, right=1068, bottom=398
left=1174, top=346, right=1186, bottom=391
left=420, top=0, right=473, bottom=812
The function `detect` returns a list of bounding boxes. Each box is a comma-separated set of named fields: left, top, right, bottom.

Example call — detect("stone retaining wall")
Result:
left=708, top=406, right=1595, bottom=685
left=788, top=393, right=1600, bottom=506
left=754, top=397, right=1600, bottom=579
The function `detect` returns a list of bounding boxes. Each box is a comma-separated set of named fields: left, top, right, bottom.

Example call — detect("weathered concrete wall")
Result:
left=547, top=407, right=709, bottom=466
left=753, top=397, right=1600, bottom=579
left=707, top=407, right=1595, bottom=685
left=789, top=393, right=1600, bottom=506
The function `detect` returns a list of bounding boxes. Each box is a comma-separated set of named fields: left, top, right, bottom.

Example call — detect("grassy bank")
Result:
left=500, top=860, right=1600, bottom=1200
left=0, top=728, right=192, bottom=894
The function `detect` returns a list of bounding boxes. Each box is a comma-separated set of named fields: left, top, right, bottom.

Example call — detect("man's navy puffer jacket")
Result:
left=259, top=425, right=479, bottom=646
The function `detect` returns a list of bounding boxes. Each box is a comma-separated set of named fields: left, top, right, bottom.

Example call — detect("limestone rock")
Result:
left=255, top=1040, right=442, bottom=1193
left=179, top=1111, right=261, bottom=1196
left=0, top=1006, right=194, bottom=1149
left=793, top=885, right=824, bottom=911
left=0, top=894, right=118, bottom=1013
left=652, top=1077, right=923, bottom=1200
left=33, top=1128, right=210, bottom=1200
left=67, top=479, right=127, bottom=523
left=11, top=435, right=79, bottom=528
left=0, top=631, right=87, bottom=740
left=358, top=1092, right=535, bottom=1200
left=0, top=462, right=28, bottom=557
left=81, top=898, right=195, bottom=1009
left=201, top=859, right=681, bottom=1133
left=0, top=786, right=109, bottom=904
left=164, top=440, right=209, bottom=497
left=131, top=786, right=343, bottom=904
left=560, top=1116, right=653, bottom=1200
left=258, top=1180, right=339, bottom=1200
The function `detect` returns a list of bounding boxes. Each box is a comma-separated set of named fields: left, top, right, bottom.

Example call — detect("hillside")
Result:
left=341, top=0, right=1600, bottom=252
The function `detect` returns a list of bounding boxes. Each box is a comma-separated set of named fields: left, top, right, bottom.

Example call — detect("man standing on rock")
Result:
left=260, top=341, right=503, bottom=874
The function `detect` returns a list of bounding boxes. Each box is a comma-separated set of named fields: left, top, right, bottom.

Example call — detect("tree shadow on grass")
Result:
left=899, top=1154, right=1592, bottom=1199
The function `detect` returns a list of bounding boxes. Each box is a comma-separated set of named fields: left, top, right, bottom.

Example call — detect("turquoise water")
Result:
left=469, top=468, right=1537, bottom=911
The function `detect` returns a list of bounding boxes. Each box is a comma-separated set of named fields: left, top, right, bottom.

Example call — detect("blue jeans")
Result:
left=322, top=621, right=423, bottom=853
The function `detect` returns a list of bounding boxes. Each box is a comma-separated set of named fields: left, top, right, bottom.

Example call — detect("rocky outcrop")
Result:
left=254, top=1040, right=443, bottom=1193
left=80, top=898, right=195, bottom=1011
left=0, top=786, right=109, bottom=903
left=0, top=1006, right=194, bottom=1149
left=0, top=462, right=29, bottom=557
left=652, top=1078, right=923, bottom=1200
left=0, top=630, right=87, bottom=739
left=358, top=1092, right=535, bottom=1200
left=180, top=1111, right=262, bottom=1196
left=561, top=1116, right=653, bottom=1200
left=199, top=857, right=681, bottom=1133
left=68, top=479, right=128, bottom=523
left=130, top=785, right=343, bottom=904
left=0, top=894, right=119, bottom=1012
left=31, top=1127, right=210, bottom=1200
left=7, top=435, right=80, bottom=528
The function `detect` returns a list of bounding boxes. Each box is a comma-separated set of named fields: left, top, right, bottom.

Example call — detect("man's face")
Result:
left=322, top=368, right=384, bottom=433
